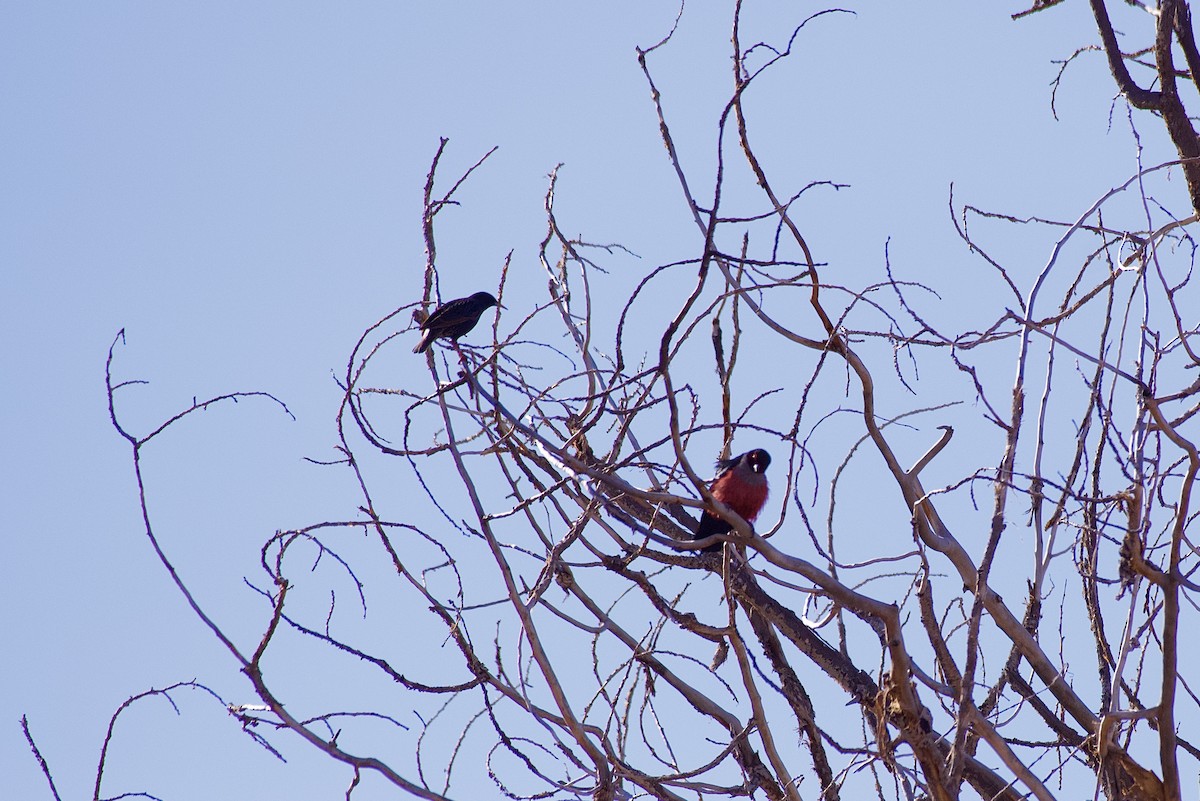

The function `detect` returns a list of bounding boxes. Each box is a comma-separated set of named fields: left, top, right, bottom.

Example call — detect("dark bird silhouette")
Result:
left=694, top=449, right=771, bottom=553
left=413, top=291, right=499, bottom=354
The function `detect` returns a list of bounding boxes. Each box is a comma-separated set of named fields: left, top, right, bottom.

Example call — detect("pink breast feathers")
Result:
left=710, top=472, right=769, bottom=523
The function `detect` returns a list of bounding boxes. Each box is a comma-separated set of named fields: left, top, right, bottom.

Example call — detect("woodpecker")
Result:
left=693, top=449, right=771, bottom=553
left=413, top=291, right=499, bottom=354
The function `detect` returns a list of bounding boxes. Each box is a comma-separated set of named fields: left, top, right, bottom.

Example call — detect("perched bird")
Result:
left=412, top=291, right=499, bottom=354
left=693, top=449, right=771, bottom=553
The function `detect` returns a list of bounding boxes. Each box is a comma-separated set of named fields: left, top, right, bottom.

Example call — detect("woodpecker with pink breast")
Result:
left=693, top=449, right=771, bottom=553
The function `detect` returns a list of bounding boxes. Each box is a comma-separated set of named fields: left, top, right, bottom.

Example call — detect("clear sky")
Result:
left=1, top=2, right=1174, bottom=799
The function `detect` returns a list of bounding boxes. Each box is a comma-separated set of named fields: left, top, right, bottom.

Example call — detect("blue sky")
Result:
left=1, top=2, right=1178, bottom=799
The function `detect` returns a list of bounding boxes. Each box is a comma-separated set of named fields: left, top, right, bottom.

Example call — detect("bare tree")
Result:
left=26, top=3, right=1200, bottom=800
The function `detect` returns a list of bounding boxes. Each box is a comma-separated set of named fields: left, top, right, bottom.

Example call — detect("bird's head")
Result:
left=743, top=449, right=771, bottom=474
left=716, top=449, right=771, bottom=476
left=470, top=291, right=501, bottom=310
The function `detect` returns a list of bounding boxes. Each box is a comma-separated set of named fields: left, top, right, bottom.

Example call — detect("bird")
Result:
left=693, top=449, right=771, bottom=553
left=412, top=291, right=499, bottom=354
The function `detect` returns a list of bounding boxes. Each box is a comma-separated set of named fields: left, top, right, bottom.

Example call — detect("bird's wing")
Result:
left=423, top=296, right=479, bottom=330
left=713, top=455, right=740, bottom=476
